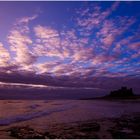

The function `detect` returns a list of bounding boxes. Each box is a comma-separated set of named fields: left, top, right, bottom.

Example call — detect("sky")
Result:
left=0, top=1, right=140, bottom=90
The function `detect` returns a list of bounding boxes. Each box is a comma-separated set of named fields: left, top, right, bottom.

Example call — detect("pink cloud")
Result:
left=17, top=15, right=38, bottom=24
left=129, top=42, right=140, bottom=49
left=76, top=2, right=119, bottom=34
left=0, top=42, right=10, bottom=67
left=34, top=25, right=59, bottom=39
left=8, top=16, right=37, bottom=67
left=0, top=3, right=138, bottom=80
left=8, top=30, right=36, bottom=65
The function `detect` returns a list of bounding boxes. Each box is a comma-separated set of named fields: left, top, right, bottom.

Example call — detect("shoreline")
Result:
left=80, top=94, right=140, bottom=100
left=0, top=98, right=140, bottom=139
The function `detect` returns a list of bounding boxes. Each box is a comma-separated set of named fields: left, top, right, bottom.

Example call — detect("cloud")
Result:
left=8, top=16, right=37, bottom=67
left=76, top=2, right=119, bottom=36
left=0, top=2, right=139, bottom=88
left=8, top=29, right=36, bottom=65
left=0, top=42, right=10, bottom=67
left=96, top=17, right=135, bottom=50
left=33, top=25, right=93, bottom=62
left=17, top=15, right=38, bottom=24
left=129, top=42, right=140, bottom=50
left=7, top=5, right=139, bottom=79
left=33, top=25, right=65, bottom=59
left=35, top=61, right=61, bottom=74
left=34, top=25, right=59, bottom=39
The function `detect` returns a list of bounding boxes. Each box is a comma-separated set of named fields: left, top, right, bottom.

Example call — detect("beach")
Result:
left=0, top=99, right=140, bottom=139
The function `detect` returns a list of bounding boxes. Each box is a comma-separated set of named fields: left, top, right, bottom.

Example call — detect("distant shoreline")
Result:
left=80, top=95, right=140, bottom=100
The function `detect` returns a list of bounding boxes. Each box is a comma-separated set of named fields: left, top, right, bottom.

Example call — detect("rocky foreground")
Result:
left=1, top=113, right=140, bottom=139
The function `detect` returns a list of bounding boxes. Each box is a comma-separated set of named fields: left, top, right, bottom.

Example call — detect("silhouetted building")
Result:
left=109, top=87, right=134, bottom=98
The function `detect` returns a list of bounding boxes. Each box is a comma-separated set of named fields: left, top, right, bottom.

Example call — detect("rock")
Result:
left=109, top=128, right=140, bottom=139
left=9, top=126, right=45, bottom=139
left=44, top=131, right=56, bottom=139
left=121, top=128, right=133, bottom=134
left=109, top=115, right=140, bottom=139
left=74, top=132, right=99, bottom=139
left=75, top=131, right=86, bottom=137
left=109, top=129, right=129, bottom=139
left=79, top=122, right=100, bottom=132
left=43, top=122, right=100, bottom=139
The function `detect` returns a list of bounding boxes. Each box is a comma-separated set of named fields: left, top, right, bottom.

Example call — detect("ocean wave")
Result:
left=0, top=104, right=77, bottom=126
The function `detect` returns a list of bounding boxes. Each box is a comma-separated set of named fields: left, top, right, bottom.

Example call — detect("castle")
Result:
left=109, top=87, right=134, bottom=98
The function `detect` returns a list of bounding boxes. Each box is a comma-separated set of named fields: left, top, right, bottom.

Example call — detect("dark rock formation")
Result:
left=44, top=122, right=100, bottom=139
left=108, top=114, right=140, bottom=139
left=8, top=126, right=46, bottom=139
left=79, top=122, right=100, bottom=132
left=7, top=123, right=100, bottom=139
left=6, top=114, right=140, bottom=139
